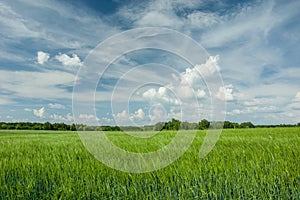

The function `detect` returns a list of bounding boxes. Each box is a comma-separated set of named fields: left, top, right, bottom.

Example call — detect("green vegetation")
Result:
left=0, top=128, right=299, bottom=199
left=1, top=119, right=299, bottom=131
left=0, top=122, right=76, bottom=131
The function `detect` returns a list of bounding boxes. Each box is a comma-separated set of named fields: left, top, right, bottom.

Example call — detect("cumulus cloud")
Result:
left=142, top=87, right=180, bottom=105
left=33, top=107, right=45, bottom=118
left=79, top=114, right=95, bottom=120
left=55, top=53, right=82, bottom=67
left=50, top=114, right=65, bottom=121
left=170, top=55, right=220, bottom=101
left=113, top=110, right=131, bottom=126
left=99, top=117, right=114, bottom=124
left=216, top=84, right=234, bottom=101
left=179, top=55, right=220, bottom=86
left=48, top=103, right=66, bottom=109
left=142, top=55, right=219, bottom=103
left=37, top=51, right=50, bottom=64
left=76, top=113, right=97, bottom=125
left=130, top=108, right=145, bottom=120
left=149, top=105, right=166, bottom=123
left=50, top=113, right=73, bottom=121
left=194, top=55, right=221, bottom=78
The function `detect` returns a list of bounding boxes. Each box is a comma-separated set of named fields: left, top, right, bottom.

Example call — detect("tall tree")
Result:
left=198, top=119, right=210, bottom=130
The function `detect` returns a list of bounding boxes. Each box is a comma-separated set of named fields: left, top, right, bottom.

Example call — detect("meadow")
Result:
left=0, top=128, right=299, bottom=199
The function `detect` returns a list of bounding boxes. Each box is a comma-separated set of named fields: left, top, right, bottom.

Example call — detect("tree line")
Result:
left=0, top=120, right=299, bottom=131
left=0, top=122, right=76, bottom=131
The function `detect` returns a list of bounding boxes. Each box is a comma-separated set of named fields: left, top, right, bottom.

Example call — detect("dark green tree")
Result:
left=163, top=118, right=181, bottom=130
left=70, top=123, right=76, bottom=131
left=1, top=123, right=7, bottom=129
left=240, top=122, right=255, bottom=128
left=198, top=119, right=210, bottom=130
left=43, top=122, right=53, bottom=130
left=223, top=121, right=234, bottom=129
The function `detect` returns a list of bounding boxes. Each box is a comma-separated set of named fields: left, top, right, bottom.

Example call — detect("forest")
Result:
left=0, top=119, right=299, bottom=131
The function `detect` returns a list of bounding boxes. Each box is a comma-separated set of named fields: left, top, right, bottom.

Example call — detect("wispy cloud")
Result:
left=48, top=103, right=66, bottom=109
left=0, top=70, right=75, bottom=100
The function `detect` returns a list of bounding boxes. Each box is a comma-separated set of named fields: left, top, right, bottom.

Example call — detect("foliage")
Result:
left=198, top=119, right=210, bottom=130
left=0, top=128, right=299, bottom=199
left=240, top=122, right=255, bottom=128
left=0, top=122, right=76, bottom=131
left=1, top=120, right=299, bottom=131
left=223, top=121, right=234, bottom=128
left=163, top=118, right=181, bottom=130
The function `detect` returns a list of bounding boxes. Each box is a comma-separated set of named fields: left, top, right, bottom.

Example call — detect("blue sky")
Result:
left=0, top=0, right=299, bottom=125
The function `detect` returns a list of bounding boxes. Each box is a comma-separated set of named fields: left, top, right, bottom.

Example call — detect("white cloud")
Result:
left=66, top=113, right=73, bottom=121
left=0, top=2, right=40, bottom=38
left=24, top=108, right=31, bottom=112
left=142, top=87, right=180, bottom=105
left=113, top=110, right=131, bottom=126
left=170, top=56, right=220, bottom=91
left=119, top=0, right=213, bottom=30
left=167, top=107, right=182, bottom=120
left=137, top=55, right=222, bottom=123
left=227, top=105, right=277, bottom=116
left=48, top=103, right=66, bottom=109
left=33, top=107, right=45, bottom=118
left=0, top=96, right=14, bottom=105
left=196, top=89, right=206, bottom=98
left=201, top=1, right=279, bottom=48
left=55, top=53, right=82, bottom=67
left=37, top=51, right=50, bottom=64
left=243, top=97, right=285, bottom=107
left=0, top=0, right=118, bottom=59
left=50, top=113, right=73, bottom=122
left=216, top=84, right=234, bottom=101
left=75, top=113, right=96, bottom=125
left=0, top=70, right=75, bottom=100
left=99, top=117, right=114, bottom=124
left=135, top=11, right=183, bottom=28
left=143, top=88, right=156, bottom=99
left=187, top=11, right=220, bottom=28
left=50, top=114, right=65, bottom=121
left=149, top=105, right=166, bottom=123
left=130, top=108, right=145, bottom=120
left=174, top=85, right=195, bottom=99
left=142, top=55, right=219, bottom=104
left=79, top=114, right=95, bottom=120
left=294, top=92, right=300, bottom=102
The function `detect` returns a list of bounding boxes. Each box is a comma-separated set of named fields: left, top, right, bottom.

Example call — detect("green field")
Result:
left=0, top=128, right=299, bottom=199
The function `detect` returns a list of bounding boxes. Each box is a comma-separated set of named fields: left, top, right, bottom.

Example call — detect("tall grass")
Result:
left=0, top=128, right=299, bottom=199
